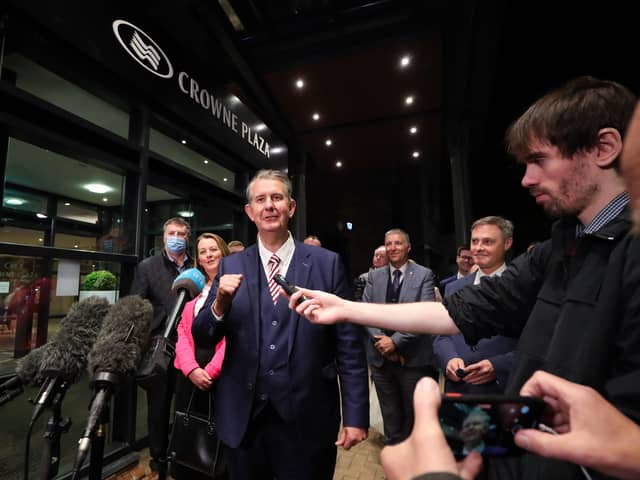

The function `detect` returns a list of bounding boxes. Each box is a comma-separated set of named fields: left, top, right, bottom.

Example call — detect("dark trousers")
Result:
left=225, top=403, right=336, bottom=480
left=146, top=367, right=176, bottom=476
left=371, top=363, right=438, bottom=445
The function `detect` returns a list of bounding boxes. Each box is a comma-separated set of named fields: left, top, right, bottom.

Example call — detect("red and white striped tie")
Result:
left=267, top=254, right=281, bottom=304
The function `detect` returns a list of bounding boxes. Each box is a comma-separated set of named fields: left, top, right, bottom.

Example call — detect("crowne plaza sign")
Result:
left=113, top=19, right=272, bottom=159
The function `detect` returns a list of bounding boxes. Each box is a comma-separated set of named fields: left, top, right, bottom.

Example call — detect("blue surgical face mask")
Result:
left=166, top=236, right=187, bottom=254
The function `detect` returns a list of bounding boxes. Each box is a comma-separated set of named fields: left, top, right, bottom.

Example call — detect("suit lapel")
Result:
left=399, top=263, right=416, bottom=302
left=287, top=242, right=311, bottom=356
left=373, top=267, right=389, bottom=301
left=241, top=245, right=261, bottom=348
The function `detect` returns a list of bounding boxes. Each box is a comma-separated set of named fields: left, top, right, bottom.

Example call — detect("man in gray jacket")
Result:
left=363, top=228, right=436, bottom=444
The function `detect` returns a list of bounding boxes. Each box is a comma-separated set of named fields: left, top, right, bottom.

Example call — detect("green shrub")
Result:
left=82, top=270, right=117, bottom=290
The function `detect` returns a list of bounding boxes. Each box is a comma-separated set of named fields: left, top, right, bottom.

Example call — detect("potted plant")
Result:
left=79, top=270, right=119, bottom=304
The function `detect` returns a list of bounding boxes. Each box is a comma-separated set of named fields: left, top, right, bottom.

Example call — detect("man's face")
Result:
left=163, top=222, right=189, bottom=247
left=385, top=233, right=410, bottom=268
left=372, top=247, right=388, bottom=268
left=460, top=413, right=488, bottom=446
left=520, top=138, right=599, bottom=219
left=456, top=248, right=473, bottom=275
left=244, top=179, right=296, bottom=234
left=470, top=224, right=512, bottom=273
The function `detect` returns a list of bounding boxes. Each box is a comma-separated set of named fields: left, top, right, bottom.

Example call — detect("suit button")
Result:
left=268, top=369, right=274, bottom=375
left=259, top=393, right=268, bottom=400
left=271, top=320, right=278, bottom=326
left=247, top=382, right=254, bottom=391
left=269, top=344, right=276, bottom=350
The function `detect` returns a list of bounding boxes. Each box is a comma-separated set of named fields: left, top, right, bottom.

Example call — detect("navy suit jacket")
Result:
left=363, top=262, right=436, bottom=368
left=433, top=274, right=517, bottom=394
left=438, top=273, right=459, bottom=297
left=192, top=241, right=369, bottom=448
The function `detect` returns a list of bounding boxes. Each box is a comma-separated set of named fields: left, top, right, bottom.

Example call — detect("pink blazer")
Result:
left=174, top=294, right=226, bottom=379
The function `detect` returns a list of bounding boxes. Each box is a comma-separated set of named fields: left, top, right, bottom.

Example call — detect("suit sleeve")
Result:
left=486, top=350, right=514, bottom=386
left=433, top=334, right=461, bottom=370
left=192, top=268, right=226, bottom=347
left=333, top=254, right=370, bottom=429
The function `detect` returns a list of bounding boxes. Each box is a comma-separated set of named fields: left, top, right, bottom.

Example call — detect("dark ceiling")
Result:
left=210, top=0, right=640, bottom=276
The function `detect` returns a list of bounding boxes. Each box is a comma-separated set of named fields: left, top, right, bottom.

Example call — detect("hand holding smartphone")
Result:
left=439, top=394, right=544, bottom=458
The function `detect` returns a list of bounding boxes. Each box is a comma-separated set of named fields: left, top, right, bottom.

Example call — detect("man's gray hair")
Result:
left=384, top=228, right=410, bottom=244
left=471, top=216, right=514, bottom=240
left=245, top=169, right=293, bottom=202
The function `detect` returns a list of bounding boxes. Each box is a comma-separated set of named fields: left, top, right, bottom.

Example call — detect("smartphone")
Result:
left=439, top=394, right=544, bottom=458
left=272, top=274, right=308, bottom=304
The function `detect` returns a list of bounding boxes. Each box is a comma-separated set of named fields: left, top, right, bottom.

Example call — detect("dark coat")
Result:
left=445, top=208, right=640, bottom=479
left=130, top=250, right=193, bottom=335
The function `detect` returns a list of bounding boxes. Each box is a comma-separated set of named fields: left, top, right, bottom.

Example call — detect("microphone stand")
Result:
left=24, top=380, right=71, bottom=480
left=71, top=371, right=120, bottom=480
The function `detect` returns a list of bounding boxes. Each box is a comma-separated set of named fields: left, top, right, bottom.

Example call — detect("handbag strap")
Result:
left=185, top=386, right=198, bottom=415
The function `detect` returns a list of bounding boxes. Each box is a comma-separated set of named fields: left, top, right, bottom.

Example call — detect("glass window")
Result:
left=3, top=54, right=130, bottom=138
left=149, top=128, right=235, bottom=190
left=3, top=137, right=130, bottom=253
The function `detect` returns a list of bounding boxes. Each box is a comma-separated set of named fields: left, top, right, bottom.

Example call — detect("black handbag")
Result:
left=136, top=334, right=175, bottom=390
left=168, top=387, right=220, bottom=476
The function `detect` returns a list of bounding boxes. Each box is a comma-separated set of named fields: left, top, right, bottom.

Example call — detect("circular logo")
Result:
left=112, top=20, right=173, bottom=79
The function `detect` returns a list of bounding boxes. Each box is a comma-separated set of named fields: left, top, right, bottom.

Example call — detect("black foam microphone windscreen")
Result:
left=29, top=296, right=111, bottom=423
left=87, top=295, right=153, bottom=376
left=0, top=345, right=47, bottom=406
left=73, top=295, right=152, bottom=475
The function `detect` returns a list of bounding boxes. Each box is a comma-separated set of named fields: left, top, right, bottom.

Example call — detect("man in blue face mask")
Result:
left=130, top=216, right=193, bottom=480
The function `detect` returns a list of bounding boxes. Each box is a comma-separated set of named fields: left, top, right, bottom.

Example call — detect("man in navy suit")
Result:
left=363, top=229, right=437, bottom=444
left=438, top=245, right=474, bottom=296
left=434, top=216, right=518, bottom=394
left=192, top=169, right=368, bottom=480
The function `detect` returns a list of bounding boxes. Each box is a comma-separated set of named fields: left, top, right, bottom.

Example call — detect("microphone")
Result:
left=0, top=344, right=47, bottom=406
left=73, top=295, right=152, bottom=475
left=163, top=268, right=206, bottom=338
left=29, top=296, right=111, bottom=426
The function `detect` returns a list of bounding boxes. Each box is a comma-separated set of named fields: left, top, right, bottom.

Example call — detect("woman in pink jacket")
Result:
left=172, top=233, right=229, bottom=479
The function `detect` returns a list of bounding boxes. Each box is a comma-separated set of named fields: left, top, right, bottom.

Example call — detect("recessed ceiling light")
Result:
left=271, top=147, right=284, bottom=154
left=325, top=139, right=332, bottom=147
left=412, top=151, right=420, bottom=158
left=177, top=210, right=194, bottom=218
left=255, top=123, right=267, bottom=131
left=102, top=197, right=108, bottom=202
left=400, top=55, right=411, bottom=68
left=36, top=213, right=47, bottom=219
left=295, top=78, right=305, bottom=89
left=85, top=183, right=111, bottom=194
left=410, top=126, right=418, bottom=134
left=203, top=160, right=209, bottom=164
left=74, top=244, right=79, bottom=248
left=64, top=202, right=71, bottom=206
left=223, top=177, right=228, bottom=182
left=181, top=139, right=187, bottom=145
left=336, top=161, right=343, bottom=168
left=38, top=238, right=43, bottom=242
left=405, top=96, right=414, bottom=105
left=312, top=112, right=320, bottom=121
left=229, top=95, right=240, bottom=104
left=5, top=198, right=26, bottom=206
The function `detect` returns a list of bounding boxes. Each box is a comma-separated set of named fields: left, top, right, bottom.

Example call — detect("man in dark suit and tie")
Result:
left=192, top=169, right=369, bottom=480
left=363, top=228, right=437, bottom=444
left=434, top=216, right=518, bottom=394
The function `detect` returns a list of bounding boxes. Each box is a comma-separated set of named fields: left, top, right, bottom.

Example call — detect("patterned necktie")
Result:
left=267, top=254, right=281, bottom=304
left=392, top=269, right=402, bottom=298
